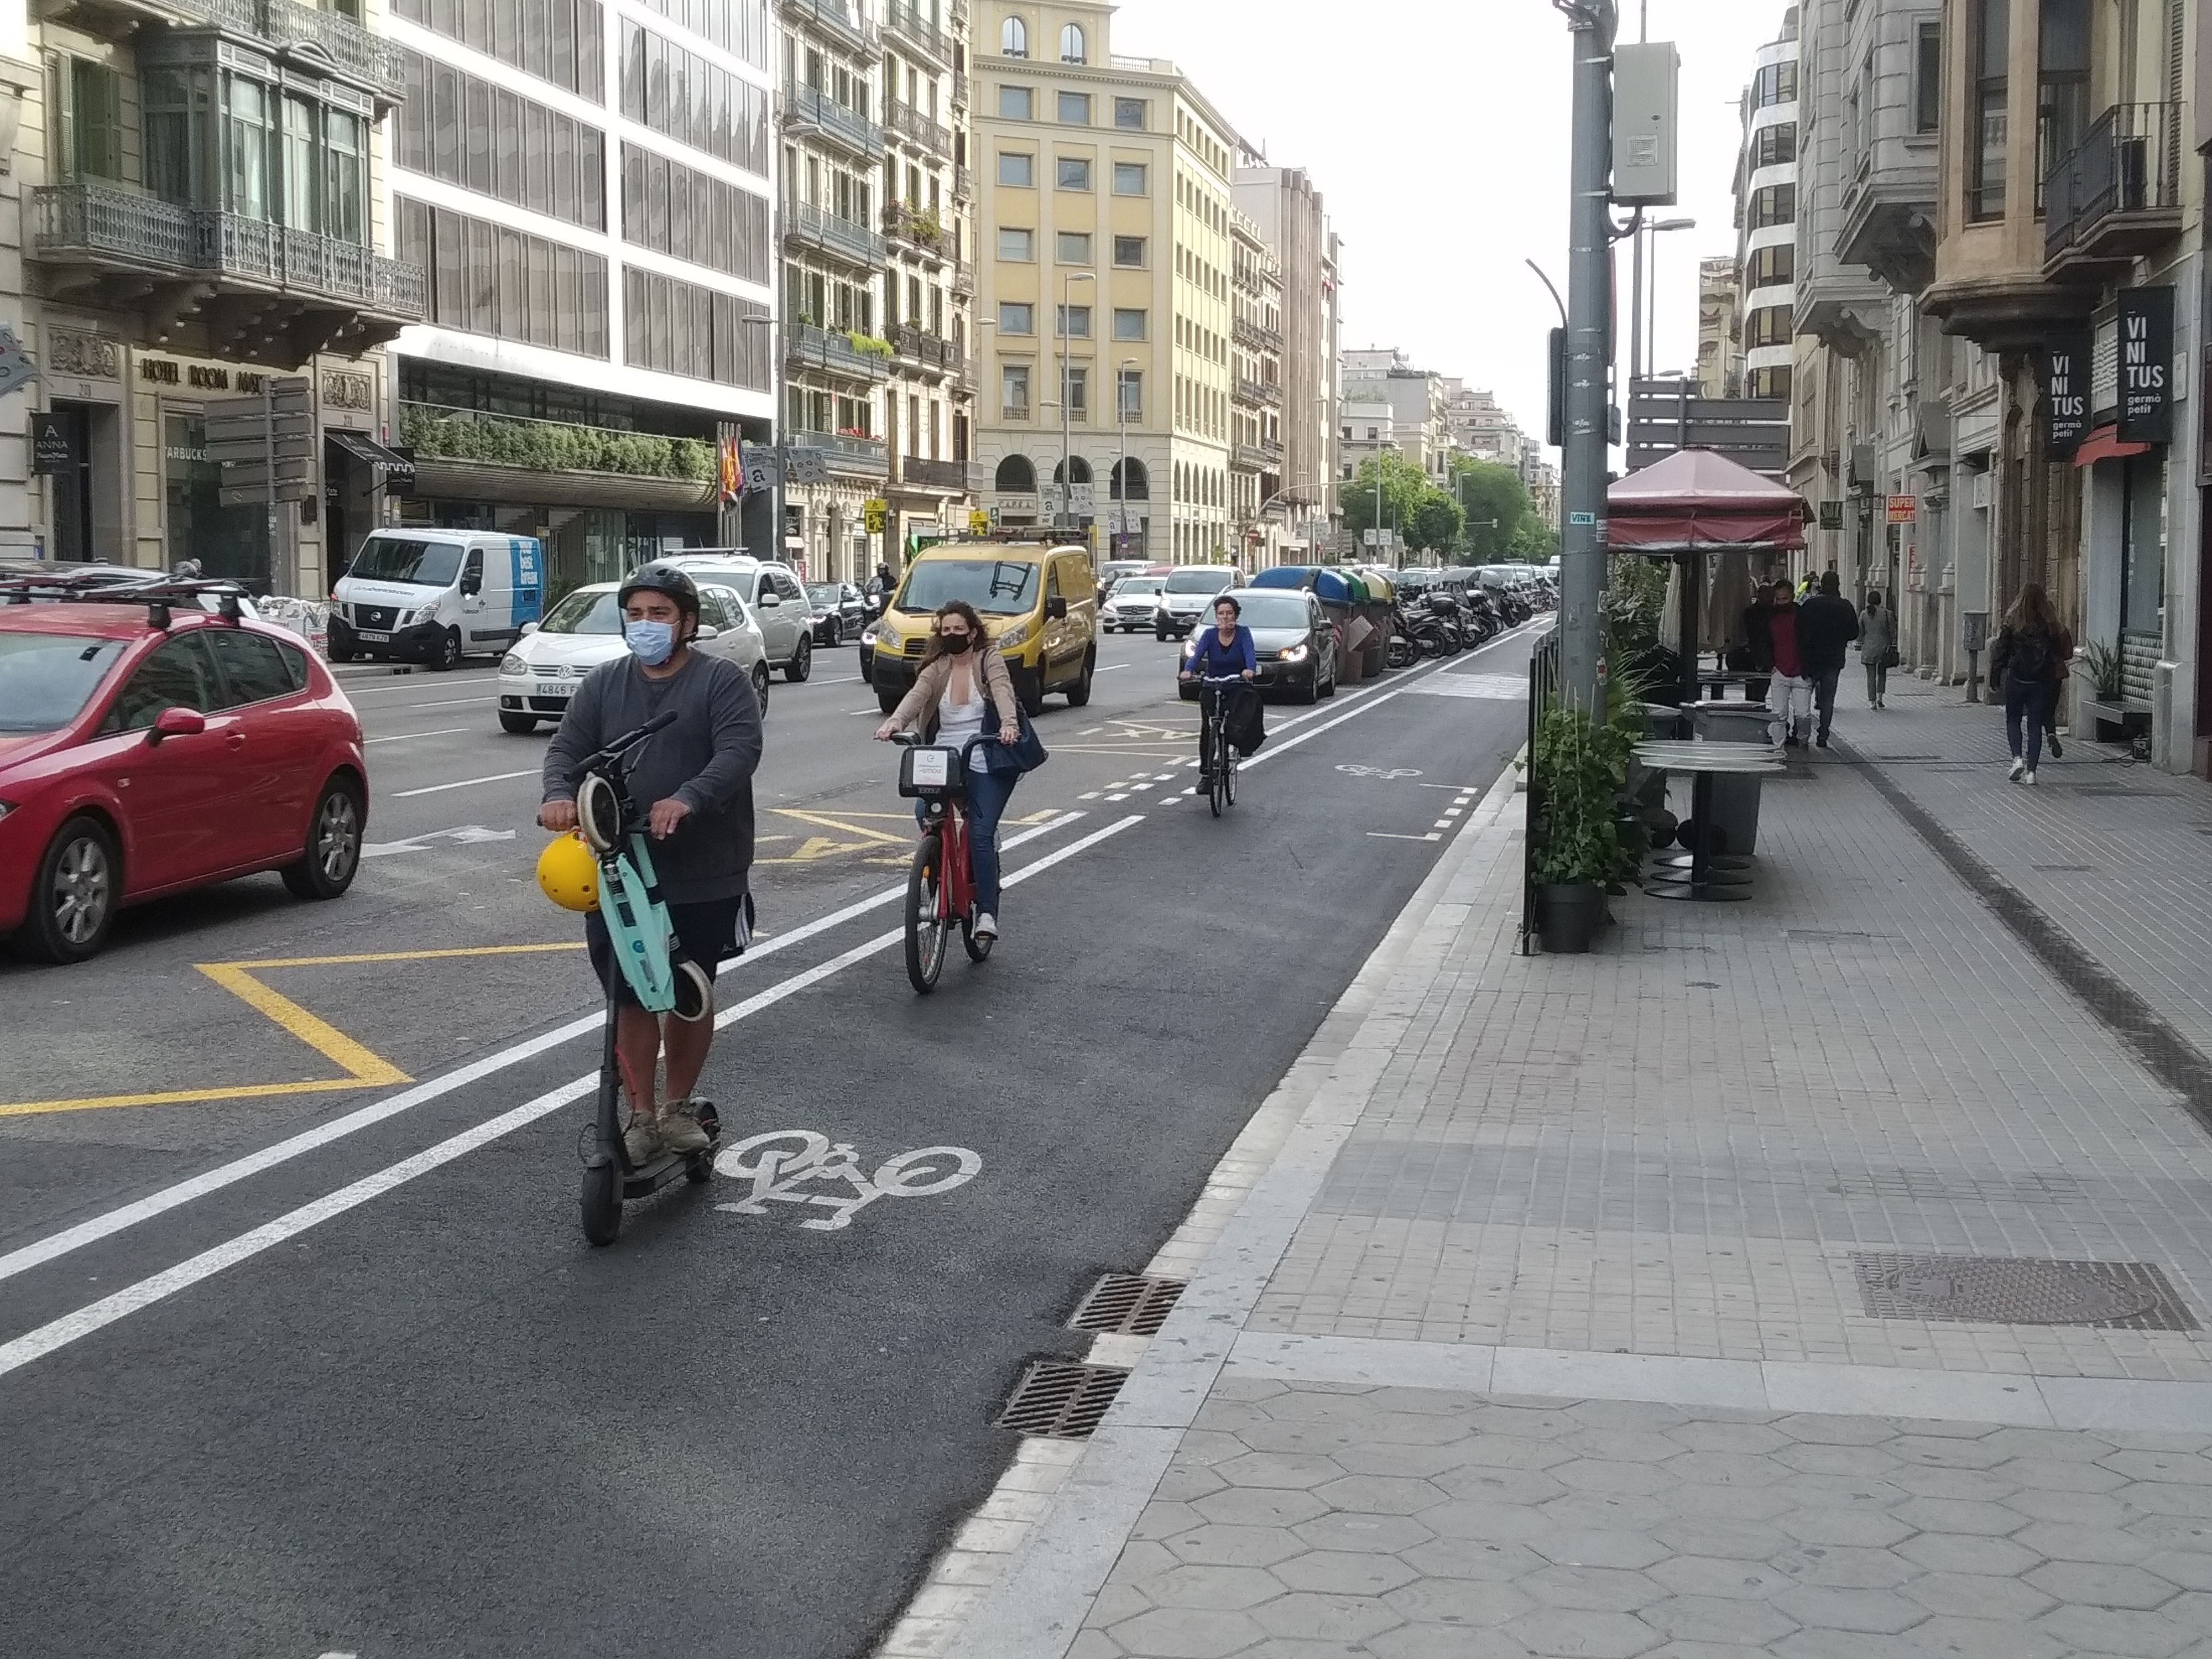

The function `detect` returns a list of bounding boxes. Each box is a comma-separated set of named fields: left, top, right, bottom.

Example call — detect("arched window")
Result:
left=1060, top=23, right=1086, bottom=64
left=996, top=454, right=1037, bottom=491
left=1052, top=456, right=1093, bottom=485
left=1001, top=16, right=1027, bottom=57
left=1112, top=458, right=1149, bottom=500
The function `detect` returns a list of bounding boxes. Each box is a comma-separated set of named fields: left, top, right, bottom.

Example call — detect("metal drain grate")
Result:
left=1070, top=1273, right=1187, bottom=1335
left=997, top=1359, right=1131, bottom=1438
left=1853, top=1253, right=2198, bottom=1330
left=2030, top=864, right=2096, bottom=873
left=1785, top=929, right=1885, bottom=943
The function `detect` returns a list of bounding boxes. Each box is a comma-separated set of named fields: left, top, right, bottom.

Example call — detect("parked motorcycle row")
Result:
left=1384, top=567, right=1554, bottom=669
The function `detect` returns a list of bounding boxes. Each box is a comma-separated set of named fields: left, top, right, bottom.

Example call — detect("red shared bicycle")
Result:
left=893, top=734, right=994, bottom=993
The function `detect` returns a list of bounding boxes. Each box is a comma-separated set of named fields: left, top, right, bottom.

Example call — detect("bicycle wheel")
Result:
left=905, top=834, right=949, bottom=993
left=962, top=915, right=994, bottom=962
left=1209, top=743, right=1225, bottom=817
left=1224, top=745, right=1239, bottom=808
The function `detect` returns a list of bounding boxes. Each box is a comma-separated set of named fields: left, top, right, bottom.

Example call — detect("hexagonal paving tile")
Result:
left=1983, top=1428, right=2118, bottom=1463
left=1773, top=1507, right=1915, bottom=1549
left=1890, top=1466, right=2020, bottom=1504
left=1422, top=1500, right=1550, bottom=1543
left=1900, top=1571, right=2058, bottom=1623
left=1648, top=1556, right=1798, bottom=1601
left=1663, top=1421, right=1793, bottom=1456
left=1880, top=1616, right=2065, bottom=1659
left=2014, top=1520, right=2154, bottom=1564
left=1455, top=1435, right=1578, bottom=1470
left=1770, top=1584, right=1928, bottom=1635
left=1765, top=1544, right=1917, bottom=1589
left=1564, top=1400, right=1695, bottom=1432
left=1524, top=1528, right=1673, bottom=1571
left=1895, top=1532, right=2045, bottom=1576
left=1775, top=1415, right=1904, bottom=1447
left=1270, top=1550, right=1421, bottom=1598
left=1106, top=1606, right=1264, bottom=1659
left=1656, top=1483, right=1799, bottom=1522
left=1363, top=1386, right=1480, bottom=1418
left=1141, top=1564, right=1288, bottom=1612
left=2033, top=1603, right=2198, bottom=1659
left=2143, top=1550, right=2212, bottom=1592
left=1234, top=1420, right=1372, bottom=1458
left=1886, top=1434, right=2012, bottom=1471
left=2007, top=1486, right=2135, bottom=1526
left=1359, top=1411, right=1484, bottom=1447
left=1433, top=1464, right=1572, bottom=1506
left=1563, top=1428, right=1689, bottom=1464
left=2025, top=1560, right=2183, bottom=1610
left=1163, top=1525, right=1307, bottom=1568
left=1309, top=1475, right=1448, bottom=1515
left=1640, top=1595, right=1800, bottom=1647
left=2103, top=1451, right=2212, bottom=1486
left=1213, top=1453, right=1347, bottom=1490
left=1365, top=1626, right=1529, bottom=1659
left=1381, top=1578, right=1536, bottom=1627
left=1776, top=1443, right=1906, bottom=1479
left=1537, top=1493, right=1674, bottom=1532
left=1288, top=1511, right=1435, bottom=1554
left=1554, top=1459, right=1678, bottom=1497
left=1665, top=1451, right=1791, bottom=1489
left=1399, top=1537, right=1550, bottom=1583
left=1155, top=1464, right=1231, bottom=1504
left=2124, top=1483, right=2212, bottom=1521
left=1192, top=1487, right=1331, bottom=1530
left=1250, top=1590, right=1405, bottom=1644
left=1465, top=1404, right=1584, bottom=1439
left=1504, top=1608, right=1665, bottom=1658
left=1997, top=1457, right=2131, bottom=1495
left=1892, top=1497, right=2030, bottom=1537
left=1654, top=1518, right=1792, bottom=1561
left=1066, top=1630, right=1126, bottom=1659
left=1333, top=1441, right=1484, bottom=1481
left=1522, top=1564, right=1667, bottom=1613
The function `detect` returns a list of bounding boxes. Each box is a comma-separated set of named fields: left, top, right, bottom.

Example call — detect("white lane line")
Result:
left=1129, top=781, right=1153, bottom=792
left=363, top=697, right=498, bottom=711
left=1097, top=664, right=1130, bottom=672
left=363, top=727, right=468, bottom=745
left=1105, top=792, right=1129, bottom=801
left=390, top=768, right=540, bottom=799
left=0, top=816, right=1143, bottom=1381
left=1441, top=807, right=1464, bottom=818
left=0, top=811, right=1086, bottom=1290
left=845, top=707, right=880, bottom=716
left=1370, top=831, right=1442, bottom=843
left=1078, top=791, right=1099, bottom=800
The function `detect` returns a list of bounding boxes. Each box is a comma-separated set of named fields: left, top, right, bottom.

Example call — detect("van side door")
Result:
left=457, top=546, right=490, bottom=646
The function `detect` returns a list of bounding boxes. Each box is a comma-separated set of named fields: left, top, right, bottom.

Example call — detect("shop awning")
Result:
left=327, top=429, right=416, bottom=491
left=1606, top=446, right=1808, bottom=553
left=2069, top=425, right=2154, bottom=468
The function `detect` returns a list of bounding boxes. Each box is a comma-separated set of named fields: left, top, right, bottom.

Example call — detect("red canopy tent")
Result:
left=1606, top=449, right=1810, bottom=711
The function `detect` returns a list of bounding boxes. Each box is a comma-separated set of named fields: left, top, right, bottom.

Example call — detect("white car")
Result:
left=495, top=580, right=771, bottom=734
left=1103, top=574, right=1167, bottom=632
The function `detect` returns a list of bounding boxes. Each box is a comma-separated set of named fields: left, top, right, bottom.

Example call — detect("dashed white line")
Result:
left=363, top=727, right=468, bottom=745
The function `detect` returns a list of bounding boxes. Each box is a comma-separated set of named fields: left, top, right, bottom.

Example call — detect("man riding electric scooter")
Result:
left=539, top=562, right=764, bottom=1162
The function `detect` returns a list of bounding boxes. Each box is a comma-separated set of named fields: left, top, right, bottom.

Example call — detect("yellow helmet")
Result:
left=536, top=831, right=601, bottom=912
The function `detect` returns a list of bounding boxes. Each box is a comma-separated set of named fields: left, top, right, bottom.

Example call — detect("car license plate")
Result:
left=535, top=682, right=571, bottom=698
left=356, top=630, right=390, bottom=642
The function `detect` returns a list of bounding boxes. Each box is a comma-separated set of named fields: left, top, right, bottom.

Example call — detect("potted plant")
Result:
left=1529, top=703, right=1626, bottom=952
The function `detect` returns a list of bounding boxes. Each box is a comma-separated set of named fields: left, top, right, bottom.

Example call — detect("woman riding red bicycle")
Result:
left=874, top=601, right=1024, bottom=941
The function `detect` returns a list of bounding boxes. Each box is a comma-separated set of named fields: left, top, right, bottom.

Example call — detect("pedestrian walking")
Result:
left=1754, top=578, right=1812, bottom=746
left=2045, top=638, right=2072, bottom=760
left=1796, top=571, right=1860, bottom=748
left=1987, top=583, right=2072, bottom=786
left=1740, top=585, right=1781, bottom=705
left=1858, top=590, right=1897, bottom=708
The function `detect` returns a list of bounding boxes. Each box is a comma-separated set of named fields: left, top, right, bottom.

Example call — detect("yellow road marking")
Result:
left=225, top=942, right=586, bottom=970
left=0, top=1079, right=387, bottom=1120
left=194, top=964, right=414, bottom=1084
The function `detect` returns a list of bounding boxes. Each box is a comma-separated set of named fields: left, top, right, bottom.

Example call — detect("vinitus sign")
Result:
left=2117, top=286, right=2174, bottom=445
left=2042, top=326, right=2091, bottom=457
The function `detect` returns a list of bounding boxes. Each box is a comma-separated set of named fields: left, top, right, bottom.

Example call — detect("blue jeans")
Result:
left=2006, top=679, right=2051, bottom=770
left=1812, top=667, right=1843, bottom=739
left=916, top=766, right=1017, bottom=914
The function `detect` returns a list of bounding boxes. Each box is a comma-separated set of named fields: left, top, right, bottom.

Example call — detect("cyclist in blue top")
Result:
left=1181, top=596, right=1256, bottom=790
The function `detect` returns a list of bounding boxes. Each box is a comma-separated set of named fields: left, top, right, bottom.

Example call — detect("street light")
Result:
left=1637, top=216, right=1697, bottom=385
left=1058, top=271, right=1095, bottom=533
left=1118, top=355, right=1139, bottom=557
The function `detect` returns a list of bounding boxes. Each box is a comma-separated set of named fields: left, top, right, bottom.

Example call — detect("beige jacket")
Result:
left=886, top=641, right=1019, bottom=740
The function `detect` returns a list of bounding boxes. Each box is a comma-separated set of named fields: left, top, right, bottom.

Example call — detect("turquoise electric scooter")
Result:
left=567, top=711, right=721, bottom=1245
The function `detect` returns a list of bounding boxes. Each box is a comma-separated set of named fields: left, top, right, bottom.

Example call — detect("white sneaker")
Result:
left=2008, top=758, right=2026, bottom=781
left=973, top=911, right=998, bottom=940
left=2022, top=770, right=2037, bottom=786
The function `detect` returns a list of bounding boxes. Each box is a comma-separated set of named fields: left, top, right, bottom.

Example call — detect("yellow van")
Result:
left=865, top=538, right=1098, bottom=715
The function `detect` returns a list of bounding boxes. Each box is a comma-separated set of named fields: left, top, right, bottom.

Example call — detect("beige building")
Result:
left=1696, top=256, right=1741, bottom=398
left=1228, top=206, right=1285, bottom=565
left=1340, top=347, right=1451, bottom=484
left=1235, top=163, right=1340, bottom=558
left=11, top=0, right=421, bottom=592
left=972, top=0, right=1238, bottom=564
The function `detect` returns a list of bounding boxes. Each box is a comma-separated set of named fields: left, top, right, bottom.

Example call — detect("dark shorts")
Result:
left=585, top=891, right=752, bottom=1009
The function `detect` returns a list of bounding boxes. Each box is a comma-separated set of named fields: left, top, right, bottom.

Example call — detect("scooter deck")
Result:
left=621, top=1144, right=716, bottom=1199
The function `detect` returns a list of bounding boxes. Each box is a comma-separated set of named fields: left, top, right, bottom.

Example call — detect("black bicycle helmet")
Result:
left=619, top=561, right=702, bottom=617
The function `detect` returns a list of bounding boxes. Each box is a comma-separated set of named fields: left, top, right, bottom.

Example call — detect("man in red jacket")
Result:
left=1761, top=579, right=1812, bottom=747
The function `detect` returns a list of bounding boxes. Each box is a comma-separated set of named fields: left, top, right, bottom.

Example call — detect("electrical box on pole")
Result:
left=1611, top=41, right=1679, bottom=206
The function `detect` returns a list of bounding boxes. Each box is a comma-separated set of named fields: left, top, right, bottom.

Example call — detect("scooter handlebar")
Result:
left=565, top=709, right=679, bottom=784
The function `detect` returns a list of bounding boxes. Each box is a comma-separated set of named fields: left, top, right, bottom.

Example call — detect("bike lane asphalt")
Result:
left=0, top=633, right=1545, bottom=1659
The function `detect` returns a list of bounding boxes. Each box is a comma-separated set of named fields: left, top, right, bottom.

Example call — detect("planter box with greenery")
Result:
left=399, top=405, right=714, bottom=483
left=1528, top=701, right=1636, bottom=953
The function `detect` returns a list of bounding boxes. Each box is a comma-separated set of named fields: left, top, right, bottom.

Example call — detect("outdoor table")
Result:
left=1631, top=741, right=1786, bottom=902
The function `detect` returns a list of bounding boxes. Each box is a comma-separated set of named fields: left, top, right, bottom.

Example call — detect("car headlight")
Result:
left=0, top=800, right=14, bottom=823
left=1279, top=643, right=1310, bottom=664
left=998, top=617, right=1034, bottom=649
left=409, top=605, right=437, bottom=625
left=861, top=625, right=882, bottom=648
left=499, top=653, right=526, bottom=675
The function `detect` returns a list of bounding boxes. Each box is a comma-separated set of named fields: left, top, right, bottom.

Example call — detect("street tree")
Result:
left=1342, top=453, right=1431, bottom=548
left=1451, top=459, right=1536, bottom=560
left=1410, top=489, right=1465, bottom=554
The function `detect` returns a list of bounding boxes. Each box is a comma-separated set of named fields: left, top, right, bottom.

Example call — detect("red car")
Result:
left=0, top=589, right=369, bottom=963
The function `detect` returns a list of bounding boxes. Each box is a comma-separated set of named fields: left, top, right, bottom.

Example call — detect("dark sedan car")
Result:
left=807, top=582, right=868, bottom=646
left=1177, top=588, right=1340, bottom=705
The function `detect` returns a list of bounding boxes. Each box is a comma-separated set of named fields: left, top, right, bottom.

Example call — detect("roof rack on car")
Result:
left=0, top=570, right=252, bottom=629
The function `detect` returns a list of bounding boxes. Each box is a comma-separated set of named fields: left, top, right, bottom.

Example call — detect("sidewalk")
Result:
left=927, top=679, right=2212, bottom=1659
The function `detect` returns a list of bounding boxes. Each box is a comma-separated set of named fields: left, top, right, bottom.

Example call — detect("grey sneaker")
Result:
left=623, top=1114, right=664, bottom=1164
left=659, top=1101, right=711, bottom=1154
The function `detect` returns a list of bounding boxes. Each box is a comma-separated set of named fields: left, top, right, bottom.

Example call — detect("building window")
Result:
left=1747, top=184, right=1794, bottom=228
left=1056, top=304, right=1091, bottom=338
left=1971, top=0, right=2007, bottom=218
left=1115, top=371, right=1142, bottom=425
left=1748, top=366, right=1792, bottom=399
left=1746, top=305, right=1791, bottom=348
left=1752, top=59, right=1797, bottom=108
left=1056, top=230, right=1092, bottom=263
left=1114, top=96, right=1147, bottom=129
left=1060, top=22, right=1086, bottom=64
left=1001, top=15, right=1026, bottom=58
left=620, top=144, right=766, bottom=279
left=1754, top=122, right=1796, bottom=168
left=996, top=453, right=1036, bottom=491
left=1056, top=90, right=1091, bottom=124
left=997, top=150, right=1034, bottom=186
left=998, top=226, right=1034, bottom=260
left=1914, top=22, right=1942, bottom=133
left=2037, top=0, right=2089, bottom=209
left=400, top=49, right=608, bottom=231
left=1001, top=362, right=1031, bottom=418
left=998, top=84, right=1033, bottom=120
left=618, top=22, right=770, bottom=176
left=1112, top=160, right=1147, bottom=196
left=1113, top=307, right=1147, bottom=340
left=1112, top=234, right=1146, bottom=267
left=1747, top=243, right=1793, bottom=287
left=55, top=58, right=124, bottom=181
left=1056, top=155, right=1092, bottom=190
left=400, top=194, right=611, bottom=357
left=392, top=0, right=608, bottom=100
left=999, top=300, right=1035, bottom=334
left=1064, top=365, right=1089, bottom=421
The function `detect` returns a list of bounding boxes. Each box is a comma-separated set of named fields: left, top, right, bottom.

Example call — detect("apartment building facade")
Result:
left=19, top=0, right=424, bottom=594
left=1228, top=205, right=1285, bottom=564
left=1235, top=162, right=1340, bottom=559
left=1697, top=255, right=1741, bottom=397
left=1738, top=9, right=1801, bottom=405
left=1339, top=346, right=1451, bottom=485
left=972, top=1, right=1238, bottom=564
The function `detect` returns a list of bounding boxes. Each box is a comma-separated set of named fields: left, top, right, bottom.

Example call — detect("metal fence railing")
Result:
left=1520, top=628, right=1562, bottom=955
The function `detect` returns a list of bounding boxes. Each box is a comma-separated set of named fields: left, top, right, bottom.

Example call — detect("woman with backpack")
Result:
left=1987, top=584, right=2072, bottom=786
left=1858, top=591, right=1897, bottom=708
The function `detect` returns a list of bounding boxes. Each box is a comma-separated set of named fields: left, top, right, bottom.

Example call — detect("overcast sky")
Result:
left=1102, top=0, right=1792, bottom=455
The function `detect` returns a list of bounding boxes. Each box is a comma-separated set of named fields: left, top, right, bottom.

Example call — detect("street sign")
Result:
left=1886, top=494, right=1916, bottom=524
left=30, top=414, right=70, bottom=476
left=0, top=327, right=39, bottom=398
left=1568, top=511, right=1597, bottom=526
left=786, top=447, right=830, bottom=486
left=968, top=510, right=990, bottom=535
left=205, top=379, right=314, bottom=504
left=742, top=442, right=782, bottom=493
left=1818, top=500, right=1844, bottom=530
left=863, top=498, right=889, bottom=534
left=1069, top=483, right=1095, bottom=513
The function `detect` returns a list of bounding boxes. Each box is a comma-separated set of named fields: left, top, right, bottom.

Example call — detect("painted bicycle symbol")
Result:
left=1335, top=764, right=1423, bottom=780
left=713, top=1130, right=981, bottom=1231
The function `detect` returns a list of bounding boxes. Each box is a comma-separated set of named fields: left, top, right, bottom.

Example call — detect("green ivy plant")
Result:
left=1530, top=703, right=1634, bottom=888
left=399, top=406, right=714, bottom=482
left=847, top=331, right=894, bottom=359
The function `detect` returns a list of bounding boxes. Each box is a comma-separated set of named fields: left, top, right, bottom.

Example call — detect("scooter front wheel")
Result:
left=582, top=1163, right=622, bottom=1245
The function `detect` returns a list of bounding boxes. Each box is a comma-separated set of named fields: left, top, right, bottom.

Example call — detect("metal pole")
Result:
left=1629, top=226, right=1644, bottom=387
left=263, top=377, right=279, bottom=593
left=1061, top=273, right=1071, bottom=534
left=1559, top=0, right=1616, bottom=712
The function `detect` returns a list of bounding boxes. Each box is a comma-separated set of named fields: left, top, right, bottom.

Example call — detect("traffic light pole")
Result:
left=1558, top=0, right=1616, bottom=713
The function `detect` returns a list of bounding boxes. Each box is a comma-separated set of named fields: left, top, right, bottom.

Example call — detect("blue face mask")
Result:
left=624, top=619, right=675, bottom=666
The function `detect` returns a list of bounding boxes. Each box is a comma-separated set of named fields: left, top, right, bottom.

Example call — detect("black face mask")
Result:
left=941, top=633, right=973, bottom=654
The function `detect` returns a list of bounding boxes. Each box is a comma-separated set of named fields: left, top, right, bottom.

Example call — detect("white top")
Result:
left=938, top=680, right=990, bottom=773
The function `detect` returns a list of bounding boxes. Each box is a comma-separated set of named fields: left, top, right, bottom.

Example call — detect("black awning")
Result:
left=326, top=429, right=415, bottom=492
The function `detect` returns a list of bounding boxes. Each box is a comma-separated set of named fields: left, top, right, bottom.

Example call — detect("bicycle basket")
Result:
left=899, top=743, right=968, bottom=800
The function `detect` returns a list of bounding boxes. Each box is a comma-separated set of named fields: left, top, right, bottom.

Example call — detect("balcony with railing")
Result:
left=1233, top=440, right=1286, bottom=473
left=785, top=320, right=894, bottom=383
left=953, top=163, right=973, bottom=202
left=881, top=202, right=948, bottom=265
left=58, top=0, right=403, bottom=102
left=1235, top=376, right=1284, bottom=409
left=782, top=200, right=885, bottom=267
left=883, top=2, right=950, bottom=65
left=1232, top=315, right=1282, bottom=352
left=790, top=429, right=890, bottom=477
left=890, top=322, right=957, bottom=376
left=783, top=80, right=885, bottom=158
left=899, top=454, right=973, bottom=492
left=887, top=98, right=953, bottom=159
left=2043, top=103, right=2183, bottom=280
left=952, top=70, right=970, bottom=109
left=778, top=0, right=875, bottom=54
left=31, top=182, right=424, bottom=361
left=950, top=252, right=974, bottom=296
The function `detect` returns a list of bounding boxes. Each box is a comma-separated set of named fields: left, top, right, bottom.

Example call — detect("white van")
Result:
left=329, top=530, right=545, bottom=671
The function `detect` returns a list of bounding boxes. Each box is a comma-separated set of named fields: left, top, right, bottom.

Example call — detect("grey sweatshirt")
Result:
left=1858, top=607, right=1896, bottom=659
left=541, top=650, right=764, bottom=903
